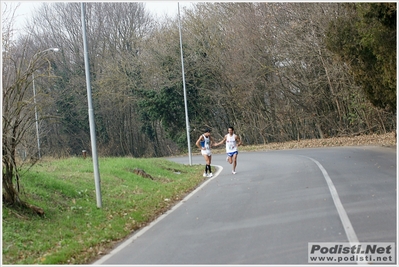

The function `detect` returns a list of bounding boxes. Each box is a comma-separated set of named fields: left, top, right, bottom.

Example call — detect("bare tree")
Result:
left=10, top=2, right=394, bottom=159
left=3, top=18, right=57, bottom=213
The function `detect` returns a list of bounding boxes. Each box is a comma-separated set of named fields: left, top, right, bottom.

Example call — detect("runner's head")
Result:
left=228, top=126, right=234, bottom=135
left=204, top=128, right=211, bottom=136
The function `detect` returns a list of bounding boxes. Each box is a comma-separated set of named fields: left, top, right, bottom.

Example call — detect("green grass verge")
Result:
left=2, top=157, right=205, bottom=264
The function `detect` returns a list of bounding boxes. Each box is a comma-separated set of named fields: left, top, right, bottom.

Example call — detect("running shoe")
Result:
left=207, top=173, right=213, bottom=178
left=232, top=171, right=236, bottom=174
left=203, top=172, right=207, bottom=177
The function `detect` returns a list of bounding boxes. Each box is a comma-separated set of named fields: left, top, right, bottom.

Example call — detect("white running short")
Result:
left=201, top=149, right=212, bottom=156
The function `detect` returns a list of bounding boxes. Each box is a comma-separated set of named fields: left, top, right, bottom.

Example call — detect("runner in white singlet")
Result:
left=226, top=133, right=238, bottom=155
left=195, top=128, right=214, bottom=178
left=214, top=126, right=242, bottom=174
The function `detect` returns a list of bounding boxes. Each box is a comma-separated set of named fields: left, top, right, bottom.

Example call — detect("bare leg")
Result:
left=204, top=155, right=211, bottom=165
left=232, top=153, right=238, bottom=172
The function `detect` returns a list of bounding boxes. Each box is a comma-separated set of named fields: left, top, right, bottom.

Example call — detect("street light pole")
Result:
left=32, top=72, right=41, bottom=158
left=32, top=47, right=59, bottom=158
left=81, top=2, right=102, bottom=208
left=178, top=2, right=192, bottom=166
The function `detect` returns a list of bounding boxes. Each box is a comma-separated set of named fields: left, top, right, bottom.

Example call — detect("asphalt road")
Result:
left=94, top=146, right=396, bottom=265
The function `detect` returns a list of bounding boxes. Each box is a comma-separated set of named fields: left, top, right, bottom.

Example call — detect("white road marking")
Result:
left=303, top=156, right=366, bottom=265
left=92, top=165, right=223, bottom=265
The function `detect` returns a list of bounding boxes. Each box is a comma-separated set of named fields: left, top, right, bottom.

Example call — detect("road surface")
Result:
left=94, top=146, right=396, bottom=264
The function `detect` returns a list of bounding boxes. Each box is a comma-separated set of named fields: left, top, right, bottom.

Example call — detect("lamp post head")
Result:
left=39, top=48, right=59, bottom=54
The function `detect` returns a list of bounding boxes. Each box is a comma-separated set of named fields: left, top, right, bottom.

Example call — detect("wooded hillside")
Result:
left=3, top=2, right=396, bottom=159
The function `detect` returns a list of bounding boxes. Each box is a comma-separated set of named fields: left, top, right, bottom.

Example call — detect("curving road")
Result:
left=94, top=146, right=396, bottom=264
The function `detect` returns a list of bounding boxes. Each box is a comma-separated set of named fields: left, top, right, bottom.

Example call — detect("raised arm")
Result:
left=213, top=135, right=226, bottom=147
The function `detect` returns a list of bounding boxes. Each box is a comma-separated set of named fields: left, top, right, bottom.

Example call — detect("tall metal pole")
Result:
left=31, top=47, right=58, bottom=158
left=32, top=72, right=41, bottom=158
left=81, top=2, right=102, bottom=208
left=178, top=2, right=192, bottom=166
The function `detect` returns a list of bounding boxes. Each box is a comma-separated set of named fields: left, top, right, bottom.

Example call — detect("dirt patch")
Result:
left=128, top=168, right=153, bottom=180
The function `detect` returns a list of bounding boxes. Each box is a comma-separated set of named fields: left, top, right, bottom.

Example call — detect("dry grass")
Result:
left=208, top=131, right=397, bottom=154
